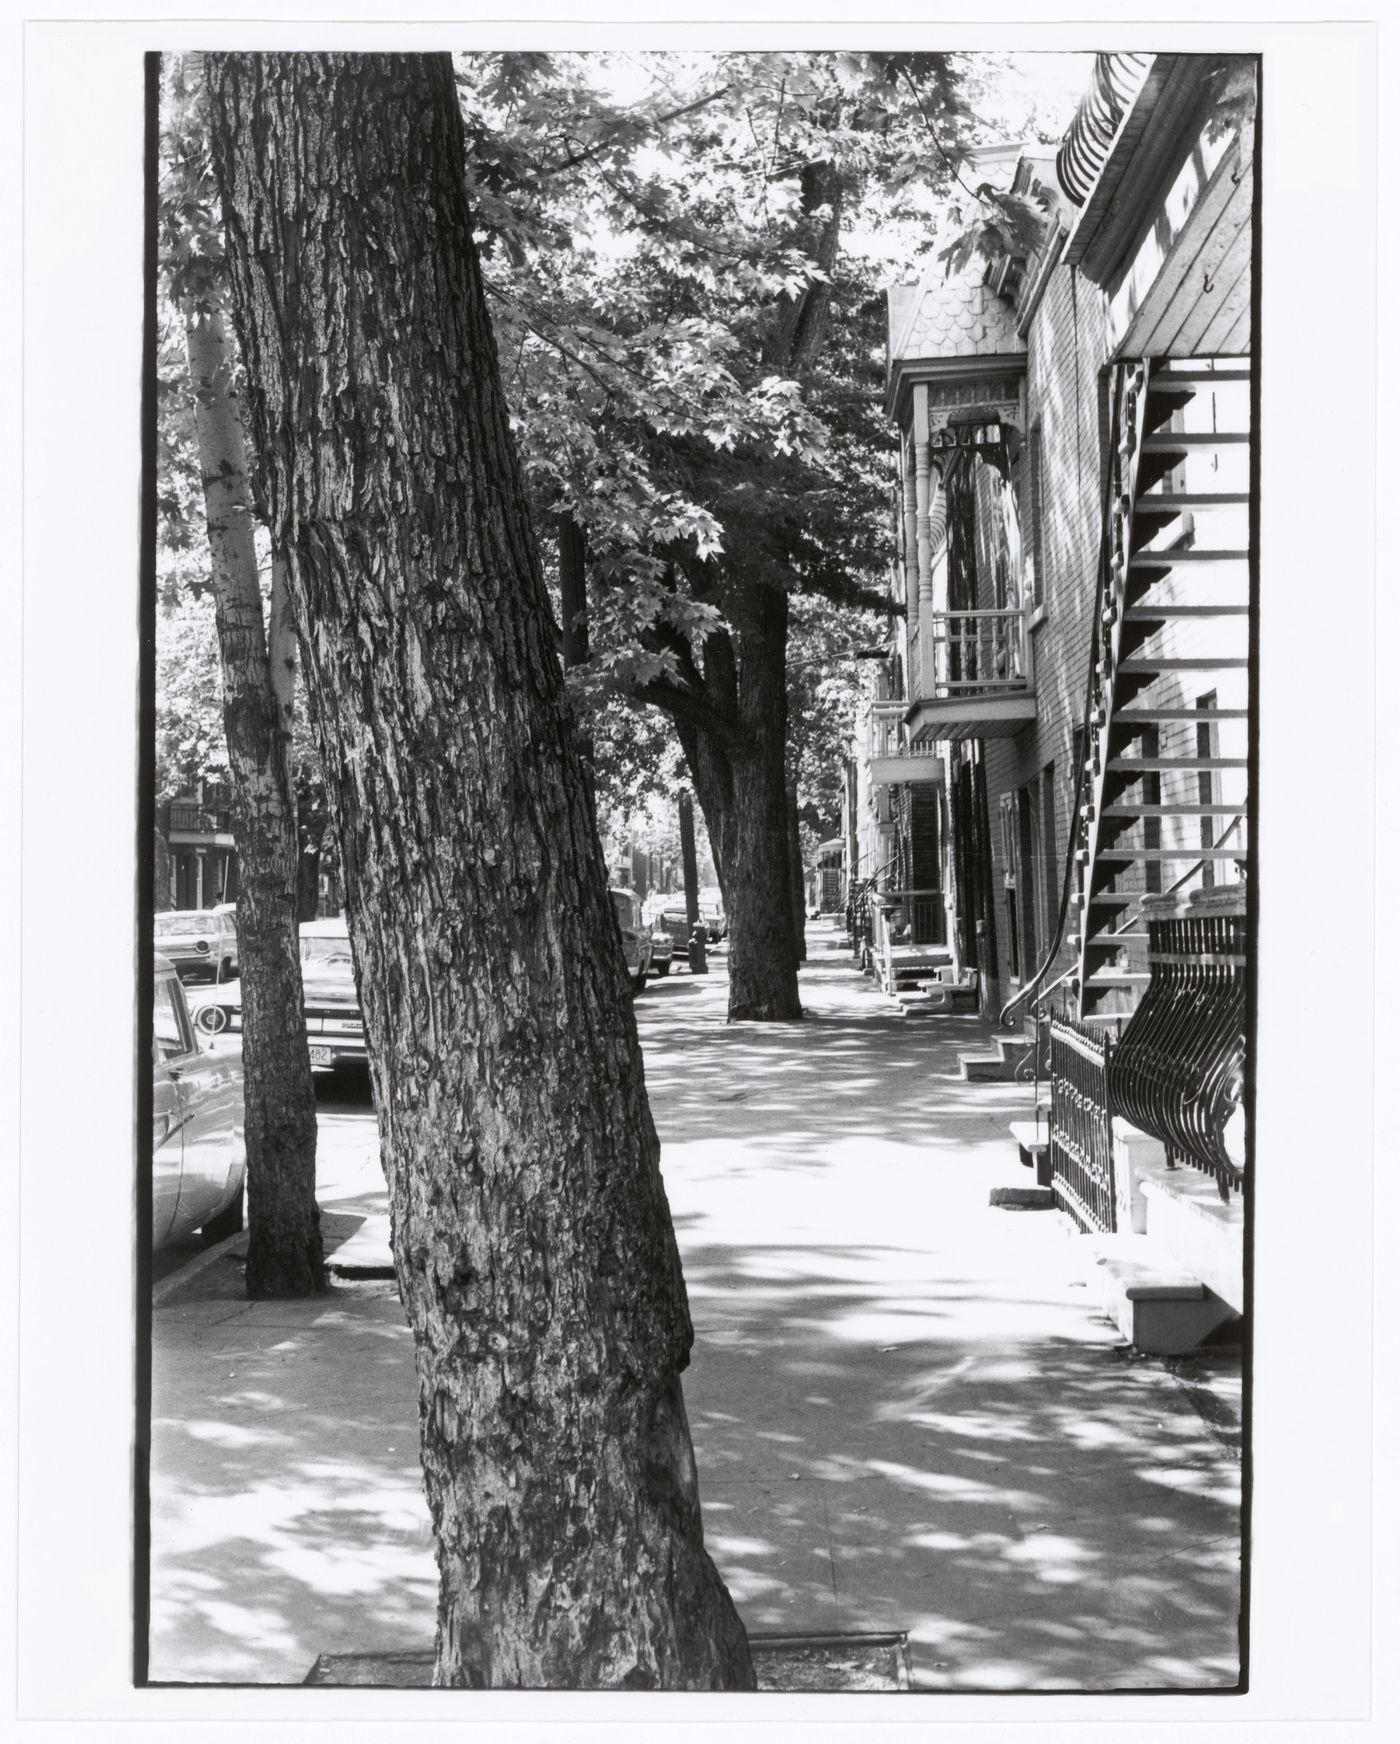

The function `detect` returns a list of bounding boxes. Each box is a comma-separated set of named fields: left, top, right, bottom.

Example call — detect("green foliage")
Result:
left=154, top=587, right=227, bottom=803
left=452, top=50, right=989, bottom=787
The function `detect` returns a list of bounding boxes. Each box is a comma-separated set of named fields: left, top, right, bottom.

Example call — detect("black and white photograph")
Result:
left=10, top=7, right=1386, bottom=1733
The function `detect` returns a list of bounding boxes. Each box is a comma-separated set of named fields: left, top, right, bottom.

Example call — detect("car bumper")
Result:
left=304, top=1012, right=367, bottom=1065
left=165, top=947, right=217, bottom=971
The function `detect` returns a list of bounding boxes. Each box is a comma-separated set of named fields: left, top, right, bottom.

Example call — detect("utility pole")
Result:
left=679, top=791, right=700, bottom=926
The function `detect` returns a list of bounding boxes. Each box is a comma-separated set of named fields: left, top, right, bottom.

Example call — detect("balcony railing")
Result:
left=865, top=706, right=944, bottom=788
left=906, top=607, right=1037, bottom=743
left=870, top=887, right=950, bottom=996
left=872, top=887, right=946, bottom=951
left=931, top=607, right=1030, bottom=694
left=168, top=803, right=233, bottom=834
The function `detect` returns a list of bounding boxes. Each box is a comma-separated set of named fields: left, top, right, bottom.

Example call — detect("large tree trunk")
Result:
left=673, top=597, right=801, bottom=1022
left=723, top=588, right=801, bottom=1019
left=207, top=51, right=752, bottom=1691
left=183, top=299, right=324, bottom=1299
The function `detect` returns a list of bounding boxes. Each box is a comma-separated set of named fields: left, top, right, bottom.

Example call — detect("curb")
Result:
left=152, top=1230, right=248, bottom=1308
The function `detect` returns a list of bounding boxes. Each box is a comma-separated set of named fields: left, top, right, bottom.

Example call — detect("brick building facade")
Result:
left=841, top=51, right=1255, bottom=1346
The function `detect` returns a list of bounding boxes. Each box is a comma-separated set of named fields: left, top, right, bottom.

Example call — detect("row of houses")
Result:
left=833, top=51, right=1255, bottom=1351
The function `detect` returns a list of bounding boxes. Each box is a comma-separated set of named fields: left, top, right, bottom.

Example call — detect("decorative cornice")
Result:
left=886, top=350, right=1027, bottom=435
left=1056, top=53, right=1154, bottom=207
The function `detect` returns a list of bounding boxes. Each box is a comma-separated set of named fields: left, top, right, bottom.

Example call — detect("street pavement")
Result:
left=148, top=923, right=1241, bottom=1690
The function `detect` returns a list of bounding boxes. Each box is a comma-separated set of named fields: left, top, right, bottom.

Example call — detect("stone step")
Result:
left=1140, top=1170, right=1245, bottom=1313
left=960, top=1037, right=1035, bottom=1082
left=1009, top=1118, right=1053, bottom=1187
left=1085, top=1235, right=1239, bottom=1355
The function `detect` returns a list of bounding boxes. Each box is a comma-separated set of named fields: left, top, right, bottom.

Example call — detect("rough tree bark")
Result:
left=183, top=298, right=325, bottom=1298
left=206, top=51, right=752, bottom=1690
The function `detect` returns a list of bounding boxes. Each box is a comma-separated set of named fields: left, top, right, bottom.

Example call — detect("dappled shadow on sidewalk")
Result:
left=676, top=1238, right=1239, bottom=1690
left=150, top=1282, right=434, bottom=1685
left=148, top=923, right=1238, bottom=1690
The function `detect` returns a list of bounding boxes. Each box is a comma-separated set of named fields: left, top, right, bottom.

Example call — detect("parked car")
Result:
left=153, top=954, right=246, bottom=1248
left=154, top=907, right=240, bottom=982
left=610, top=888, right=653, bottom=993
left=649, top=928, right=674, bottom=976
left=189, top=914, right=367, bottom=1071
left=655, top=909, right=692, bottom=953
left=297, top=917, right=367, bottom=1068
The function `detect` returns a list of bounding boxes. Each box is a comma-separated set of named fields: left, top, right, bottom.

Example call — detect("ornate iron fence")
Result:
left=1109, top=897, right=1247, bottom=1201
left=1050, top=1013, right=1118, bottom=1233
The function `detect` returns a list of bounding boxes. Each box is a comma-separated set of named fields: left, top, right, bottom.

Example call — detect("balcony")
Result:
left=864, top=709, right=945, bottom=789
left=167, top=802, right=235, bottom=842
left=906, top=607, right=1037, bottom=745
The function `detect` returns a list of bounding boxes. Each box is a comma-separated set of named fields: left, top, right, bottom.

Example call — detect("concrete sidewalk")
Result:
left=149, top=923, right=1241, bottom=1689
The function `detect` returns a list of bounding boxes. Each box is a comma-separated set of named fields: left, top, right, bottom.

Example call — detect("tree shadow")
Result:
left=148, top=926, right=1239, bottom=1690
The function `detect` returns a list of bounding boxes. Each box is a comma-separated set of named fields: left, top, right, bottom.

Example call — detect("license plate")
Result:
left=309, top=1046, right=335, bottom=1067
left=322, top=1018, right=361, bottom=1033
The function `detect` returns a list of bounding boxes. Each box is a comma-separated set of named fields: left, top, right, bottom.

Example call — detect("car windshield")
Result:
left=153, top=978, right=192, bottom=1060
left=156, top=913, right=212, bottom=934
left=611, top=894, right=638, bottom=929
left=301, top=934, right=354, bottom=964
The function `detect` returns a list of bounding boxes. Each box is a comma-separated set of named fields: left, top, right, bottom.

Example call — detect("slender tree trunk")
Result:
left=154, top=825, right=172, bottom=909
left=183, top=298, right=324, bottom=1298
left=786, top=776, right=806, bottom=964
left=207, top=51, right=751, bottom=1691
left=678, top=792, right=699, bottom=927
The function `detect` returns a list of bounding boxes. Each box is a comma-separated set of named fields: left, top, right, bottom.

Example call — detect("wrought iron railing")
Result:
left=846, top=857, right=897, bottom=964
left=927, top=607, right=1029, bottom=695
left=1050, top=1013, right=1118, bottom=1234
left=1109, top=896, right=1247, bottom=1201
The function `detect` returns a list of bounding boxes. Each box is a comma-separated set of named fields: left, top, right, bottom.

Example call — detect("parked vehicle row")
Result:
left=152, top=883, right=722, bottom=1246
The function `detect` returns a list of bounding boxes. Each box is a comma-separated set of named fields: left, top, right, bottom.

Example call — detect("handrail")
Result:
left=998, top=363, right=1134, bottom=1030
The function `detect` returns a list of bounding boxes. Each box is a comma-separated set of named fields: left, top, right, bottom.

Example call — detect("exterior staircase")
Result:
left=1069, top=358, right=1252, bottom=1024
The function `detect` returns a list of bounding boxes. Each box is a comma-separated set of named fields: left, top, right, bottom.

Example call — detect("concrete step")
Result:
left=1009, top=1118, right=1053, bottom=1187
left=893, top=981, right=980, bottom=1016
left=1140, top=1167, right=1245, bottom=1315
left=960, top=1036, right=1036, bottom=1082
left=1085, top=1235, right=1238, bottom=1355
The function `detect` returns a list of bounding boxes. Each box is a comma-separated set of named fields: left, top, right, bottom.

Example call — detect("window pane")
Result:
left=154, top=982, right=189, bottom=1060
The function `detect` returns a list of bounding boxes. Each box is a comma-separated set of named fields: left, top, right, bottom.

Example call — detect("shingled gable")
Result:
left=885, top=255, right=1027, bottom=432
